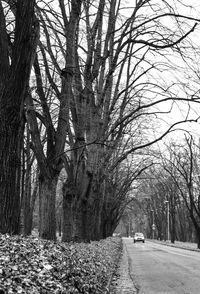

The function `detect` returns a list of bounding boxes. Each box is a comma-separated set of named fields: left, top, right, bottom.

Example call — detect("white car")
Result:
left=133, top=232, right=145, bottom=243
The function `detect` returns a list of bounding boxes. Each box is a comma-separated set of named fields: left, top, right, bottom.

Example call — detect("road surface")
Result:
left=125, top=238, right=200, bottom=294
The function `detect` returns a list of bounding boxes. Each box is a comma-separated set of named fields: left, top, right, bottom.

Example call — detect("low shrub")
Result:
left=0, top=234, right=122, bottom=294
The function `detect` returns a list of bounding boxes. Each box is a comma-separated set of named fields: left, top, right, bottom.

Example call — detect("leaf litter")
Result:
left=0, top=234, right=121, bottom=294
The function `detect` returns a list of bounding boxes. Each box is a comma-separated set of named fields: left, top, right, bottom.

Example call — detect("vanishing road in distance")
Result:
left=125, top=238, right=200, bottom=294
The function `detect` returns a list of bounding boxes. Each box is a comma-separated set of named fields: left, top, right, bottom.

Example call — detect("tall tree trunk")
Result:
left=196, top=230, right=200, bottom=249
left=171, top=206, right=176, bottom=243
left=23, top=169, right=39, bottom=236
left=39, top=175, right=58, bottom=240
left=23, top=169, right=32, bottom=235
left=86, top=194, right=103, bottom=241
left=73, top=203, right=87, bottom=242
left=0, top=0, right=39, bottom=234
left=0, top=118, right=24, bottom=234
left=169, top=194, right=175, bottom=243
left=62, top=180, right=75, bottom=242
left=23, top=125, right=33, bottom=235
left=62, top=174, right=99, bottom=242
left=190, top=213, right=200, bottom=249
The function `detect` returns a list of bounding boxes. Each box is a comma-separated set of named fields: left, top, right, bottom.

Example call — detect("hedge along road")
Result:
left=124, top=238, right=200, bottom=294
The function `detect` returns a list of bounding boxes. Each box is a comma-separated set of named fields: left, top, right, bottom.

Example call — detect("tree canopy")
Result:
left=0, top=0, right=200, bottom=242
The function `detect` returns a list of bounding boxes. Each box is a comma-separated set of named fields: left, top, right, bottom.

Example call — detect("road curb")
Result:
left=110, top=239, right=138, bottom=294
left=106, top=239, right=123, bottom=293
left=148, top=239, right=200, bottom=253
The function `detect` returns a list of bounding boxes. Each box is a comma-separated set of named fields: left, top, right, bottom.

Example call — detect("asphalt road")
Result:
left=125, top=238, right=200, bottom=294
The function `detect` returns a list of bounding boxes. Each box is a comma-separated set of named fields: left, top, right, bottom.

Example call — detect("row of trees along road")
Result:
left=0, top=0, right=200, bottom=241
left=135, top=135, right=200, bottom=248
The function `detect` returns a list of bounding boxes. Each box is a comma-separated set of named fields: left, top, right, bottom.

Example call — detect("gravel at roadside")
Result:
left=109, top=238, right=137, bottom=294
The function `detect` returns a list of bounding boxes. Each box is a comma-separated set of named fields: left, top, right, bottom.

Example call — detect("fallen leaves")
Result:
left=0, top=234, right=121, bottom=293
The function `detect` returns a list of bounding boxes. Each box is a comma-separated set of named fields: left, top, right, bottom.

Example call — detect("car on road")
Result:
left=133, top=232, right=145, bottom=243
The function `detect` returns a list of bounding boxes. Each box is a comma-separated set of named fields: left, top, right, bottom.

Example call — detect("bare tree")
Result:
left=163, top=137, right=200, bottom=248
left=61, top=0, right=199, bottom=241
left=25, top=0, right=83, bottom=240
left=27, top=0, right=200, bottom=241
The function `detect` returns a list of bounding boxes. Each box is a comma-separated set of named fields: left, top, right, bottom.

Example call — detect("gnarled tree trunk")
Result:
left=39, top=174, right=58, bottom=240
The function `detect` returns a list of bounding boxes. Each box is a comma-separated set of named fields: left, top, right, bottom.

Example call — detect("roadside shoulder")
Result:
left=110, top=238, right=137, bottom=294
left=148, top=239, right=200, bottom=253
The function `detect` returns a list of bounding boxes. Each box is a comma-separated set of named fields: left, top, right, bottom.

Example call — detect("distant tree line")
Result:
left=134, top=136, right=200, bottom=248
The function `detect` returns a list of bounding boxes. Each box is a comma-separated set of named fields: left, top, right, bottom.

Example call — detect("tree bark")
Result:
left=39, top=175, right=58, bottom=240
left=0, top=0, right=39, bottom=234
left=62, top=180, right=75, bottom=242
left=0, top=118, right=24, bottom=234
left=171, top=200, right=176, bottom=243
left=23, top=167, right=38, bottom=236
left=23, top=168, right=32, bottom=235
left=189, top=213, right=200, bottom=249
